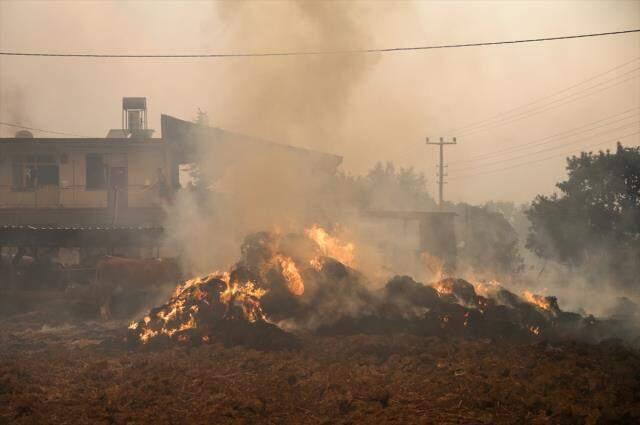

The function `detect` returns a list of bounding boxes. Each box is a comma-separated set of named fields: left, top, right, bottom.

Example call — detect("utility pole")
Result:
left=426, top=136, right=457, bottom=210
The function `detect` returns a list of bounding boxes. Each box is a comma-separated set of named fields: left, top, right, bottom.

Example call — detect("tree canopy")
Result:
left=526, top=143, right=640, bottom=285
left=327, top=162, right=437, bottom=211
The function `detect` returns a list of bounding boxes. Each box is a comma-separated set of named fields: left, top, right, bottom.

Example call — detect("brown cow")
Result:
left=94, top=256, right=181, bottom=319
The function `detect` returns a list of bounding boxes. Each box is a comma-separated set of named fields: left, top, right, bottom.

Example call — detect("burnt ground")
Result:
left=1, top=290, right=640, bottom=425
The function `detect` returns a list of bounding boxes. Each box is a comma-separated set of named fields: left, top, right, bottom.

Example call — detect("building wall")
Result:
left=127, top=150, right=165, bottom=208
left=0, top=144, right=169, bottom=210
left=60, top=152, right=108, bottom=208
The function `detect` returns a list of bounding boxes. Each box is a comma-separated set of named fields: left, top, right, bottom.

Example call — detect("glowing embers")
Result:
left=522, top=290, right=557, bottom=313
left=125, top=226, right=606, bottom=348
left=305, top=225, right=355, bottom=268
left=127, top=226, right=358, bottom=346
left=528, top=325, right=541, bottom=335
left=469, top=279, right=502, bottom=298
left=128, top=272, right=267, bottom=344
left=433, top=280, right=453, bottom=296
left=220, top=280, right=267, bottom=322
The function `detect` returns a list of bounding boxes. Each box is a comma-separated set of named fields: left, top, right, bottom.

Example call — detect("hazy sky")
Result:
left=1, top=0, right=638, bottom=204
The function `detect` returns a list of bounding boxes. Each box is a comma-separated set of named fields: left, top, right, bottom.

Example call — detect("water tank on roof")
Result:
left=122, top=97, right=147, bottom=131
left=122, top=97, right=153, bottom=140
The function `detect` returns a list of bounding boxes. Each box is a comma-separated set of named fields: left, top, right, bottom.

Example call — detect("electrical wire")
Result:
left=449, top=131, right=640, bottom=181
left=0, top=121, right=87, bottom=137
left=0, top=29, right=638, bottom=58
left=449, top=107, right=640, bottom=166
left=451, top=120, right=640, bottom=172
left=452, top=57, right=640, bottom=133
left=456, top=68, right=640, bottom=136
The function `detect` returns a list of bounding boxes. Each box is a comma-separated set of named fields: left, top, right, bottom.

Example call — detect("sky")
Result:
left=0, top=0, right=638, bottom=204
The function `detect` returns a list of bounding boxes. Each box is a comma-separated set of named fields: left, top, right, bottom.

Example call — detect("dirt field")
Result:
left=1, top=293, right=639, bottom=425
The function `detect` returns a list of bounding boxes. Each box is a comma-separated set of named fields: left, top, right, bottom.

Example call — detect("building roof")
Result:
left=0, top=137, right=165, bottom=149
left=106, top=129, right=129, bottom=138
left=0, top=224, right=164, bottom=247
left=0, top=224, right=161, bottom=230
left=160, top=114, right=343, bottom=170
left=0, top=115, right=343, bottom=169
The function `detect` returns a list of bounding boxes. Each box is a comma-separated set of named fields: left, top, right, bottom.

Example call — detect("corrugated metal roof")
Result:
left=0, top=224, right=163, bottom=231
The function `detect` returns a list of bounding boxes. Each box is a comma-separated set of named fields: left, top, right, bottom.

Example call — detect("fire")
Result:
left=309, top=256, right=323, bottom=271
left=129, top=228, right=344, bottom=344
left=432, top=280, right=453, bottom=295
left=468, top=279, right=502, bottom=298
left=124, top=227, right=608, bottom=348
left=305, top=225, right=355, bottom=267
left=172, top=272, right=228, bottom=297
left=129, top=272, right=268, bottom=344
left=274, top=254, right=305, bottom=296
left=220, top=280, right=267, bottom=322
left=523, top=291, right=552, bottom=311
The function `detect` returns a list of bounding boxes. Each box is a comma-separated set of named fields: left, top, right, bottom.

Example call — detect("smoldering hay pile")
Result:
left=127, top=226, right=636, bottom=349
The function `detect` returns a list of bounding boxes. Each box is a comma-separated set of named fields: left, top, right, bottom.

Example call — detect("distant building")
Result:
left=0, top=98, right=341, bottom=255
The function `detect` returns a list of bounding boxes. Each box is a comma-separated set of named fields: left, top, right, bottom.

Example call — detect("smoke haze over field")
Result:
left=1, top=0, right=638, bottom=204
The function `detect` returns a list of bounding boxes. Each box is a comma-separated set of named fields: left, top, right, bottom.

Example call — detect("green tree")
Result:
left=324, top=161, right=437, bottom=211
left=526, top=143, right=640, bottom=285
left=364, top=162, right=437, bottom=210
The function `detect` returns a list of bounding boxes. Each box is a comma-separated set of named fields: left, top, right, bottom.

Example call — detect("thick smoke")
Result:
left=210, top=1, right=377, bottom=152
left=0, top=86, right=27, bottom=137
left=162, top=148, right=336, bottom=274
left=162, top=1, right=386, bottom=275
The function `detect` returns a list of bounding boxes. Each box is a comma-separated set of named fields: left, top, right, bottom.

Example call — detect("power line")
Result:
left=456, top=68, right=640, bottom=136
left=0, top=29, right=638, bottom=59
left=451, top=120, right=640, bottom=172
left=449, top=131, right=640, bottom=181
left=0, top=121, right=87, bottom=137
left=449, top=107, right=640, bottom=166
left=452, top=56, right=640, bottom=133
left=451, top=108, right=639, bottom=164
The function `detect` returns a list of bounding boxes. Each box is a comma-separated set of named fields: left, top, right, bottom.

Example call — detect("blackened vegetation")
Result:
left=128, top=232, right=638, bottom=351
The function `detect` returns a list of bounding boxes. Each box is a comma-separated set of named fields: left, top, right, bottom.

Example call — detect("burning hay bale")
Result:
left=127, top=226, right=638, bottom=350
left=126, top=273, right=299, bottom=350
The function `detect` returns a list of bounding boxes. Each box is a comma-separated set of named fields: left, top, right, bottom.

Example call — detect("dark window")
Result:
left=35, top=155, right=59, bottom=186
left=86, top=154, right=106, bottom=189
left=12, top=156, right=37, bottom=191
left=11, top=155, right=58, bottom=190
left=38, top=164, right=59, bottom=185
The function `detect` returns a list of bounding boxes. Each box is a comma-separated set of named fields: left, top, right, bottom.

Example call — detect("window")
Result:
left=12, top=157, right=36, bottom=190
left=86, top=154, right=106, bottom=189
left=35, top=155, right=58, bottom=186
left=11, top=155, right=58, bottom=190
left=38, top=163, right=60, bottom=185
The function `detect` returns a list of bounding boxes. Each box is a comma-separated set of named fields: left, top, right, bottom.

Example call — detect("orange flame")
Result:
left=468, top=279, right=502, bottom=298
left=305, top=225, right=355, bottom=268
left=432, top=280, right=453, bottom=295
left=131, top=272, right=268, bottom=344
left=274, top=254, right=305, bottom=296
left=220, top=280, right=267, bottom=322
left=523, top=291, right=552, bottom=311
